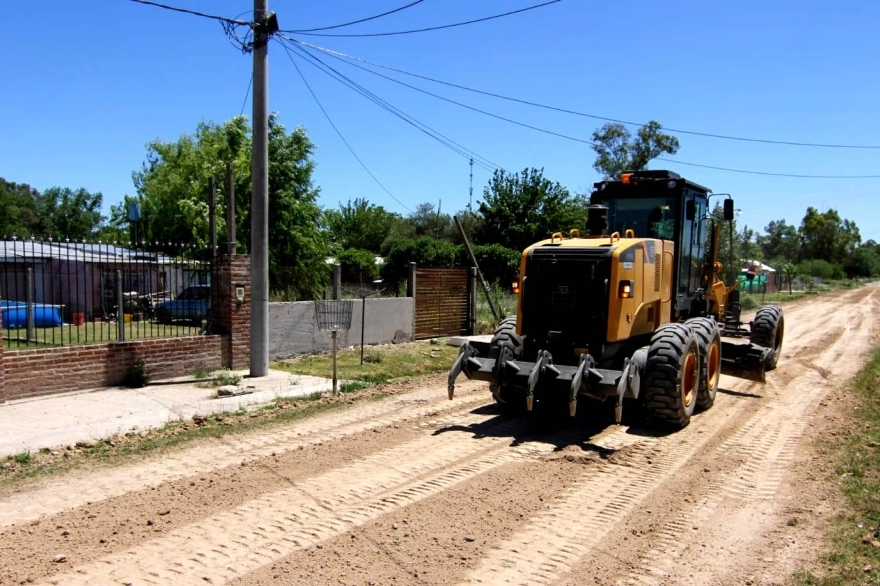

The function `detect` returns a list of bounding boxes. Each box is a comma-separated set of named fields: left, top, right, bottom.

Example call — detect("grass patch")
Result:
left=273, top=341, right=459, bottom=385
left=790, top=347, right=880, bottom=585
left=476, top=282, right=517, bottom=334
left=0, top=383, right=391, bottom=489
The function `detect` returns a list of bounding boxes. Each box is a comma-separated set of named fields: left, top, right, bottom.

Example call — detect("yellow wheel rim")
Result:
left=682, top=350, right=697, bottom=407
left=707, top=340, right=721, bottom=390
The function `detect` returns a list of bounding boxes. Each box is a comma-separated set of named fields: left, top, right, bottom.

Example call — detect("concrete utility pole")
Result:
left=250, top=0, right=270, bottom=377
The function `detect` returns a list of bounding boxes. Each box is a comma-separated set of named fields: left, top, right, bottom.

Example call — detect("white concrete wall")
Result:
left=269, top=297, right=414, bottom=359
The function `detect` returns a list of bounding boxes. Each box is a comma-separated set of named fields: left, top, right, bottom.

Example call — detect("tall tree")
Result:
left=476, top=168, right=584, bottom=252
left=798, top=207, right=860, bottom=265
left=324, top=198, right=401, bottom=253
left=758, top=219, right=800, bottom=262
left=133, top=114, right=330, bottom=299
left=37, top=187, right=105, bottom=241
left=591, top=121, right=680, bottom=179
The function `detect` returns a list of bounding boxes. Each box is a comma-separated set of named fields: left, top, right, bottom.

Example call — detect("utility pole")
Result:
left=468, top=158, right=473, bottom=212
left=251, top=0, right=271, bottom=377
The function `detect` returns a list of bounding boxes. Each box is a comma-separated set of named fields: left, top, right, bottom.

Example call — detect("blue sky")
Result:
left=2, top=0, right=879, bottom=243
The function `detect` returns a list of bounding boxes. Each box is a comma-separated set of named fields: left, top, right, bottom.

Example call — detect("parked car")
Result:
left=154, top=285, right=211, bottom=325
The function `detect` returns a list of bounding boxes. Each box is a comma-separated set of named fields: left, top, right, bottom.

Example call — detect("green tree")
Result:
left=133, top=114, right=330, bottom=299
left=324, top=198, right=401, bottom=254
left=476, top=168, right=584, bottom=252
left=845, top=245, right=880, bottom=278
left=380, top=237, right=461, bottom=286
left=758, top=219, right=800, bottom=262
left=798, top=207, right=860, bottom=265
left=36, top=187, right=105, bottom=241
left=591, top=121, right=680, bottom=179
left=774, top=260, right=800, bottom=294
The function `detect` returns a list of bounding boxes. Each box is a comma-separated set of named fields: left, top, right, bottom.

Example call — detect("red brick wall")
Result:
left=216, top=255, right=251, bottom=370
left=3, top=335, right=223, bottom=401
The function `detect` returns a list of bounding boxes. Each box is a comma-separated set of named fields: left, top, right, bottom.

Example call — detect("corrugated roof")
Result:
left=0, top=241, right=178, bottom=264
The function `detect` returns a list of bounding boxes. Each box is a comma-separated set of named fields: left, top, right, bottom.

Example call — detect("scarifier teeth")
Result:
left=569, top=401, right=577, bottom=417
left=526, top=396, right=533, bottom=412
left=447, top=385, right=455, bottom=401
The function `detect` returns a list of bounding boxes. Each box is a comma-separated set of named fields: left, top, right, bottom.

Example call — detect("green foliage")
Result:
left=798, top=258, right=845, bottom=280
left=845, top=246, right=880, bottom=278
left=0, top=179, right=105, bottom=240
left=12, top=451, right=31, bottom=465
left=476, top=168, right=586, bottom=252
left=380, top=237, right=461, bottom=285
left=799, top=207, right=861, bottom=266
left=324, top=198, right=401, bottom=253
left=469, top=244, right=521, bottom=285
left=124, top=358, right=150, bottom=388
left=591, top=121, right=680, bottom=179
left=213, top=369, right=242, bottom=386
left=337, top=248, right=380, bottom=283
left=133, top=114, right=330, bottom=299
left=758, top=219, right=799, bottom=262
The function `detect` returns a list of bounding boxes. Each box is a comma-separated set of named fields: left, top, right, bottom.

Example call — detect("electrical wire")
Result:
left=277, top=36, right=500, bottom=172
left=292, top=0, right=426, bottom=33
left=282, top=0, right=562, bottom=37
left=287, top=38, right=880, bottom=179
left=129, top=0, right=249, bottom=25
left=276, top=41, right=413, bottom=213
left=240, top=73, right=253, bottom=117
left=296, top=40, right=880, bottom=150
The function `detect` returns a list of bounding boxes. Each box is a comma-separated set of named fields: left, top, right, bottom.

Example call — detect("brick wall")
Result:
left=215, top=254, right=251, bottom=370
left=0, top=283, right=5, bottom=404
left=3, top=336, right=223, bottom=401
left=0, top=254, right=252, bottom=402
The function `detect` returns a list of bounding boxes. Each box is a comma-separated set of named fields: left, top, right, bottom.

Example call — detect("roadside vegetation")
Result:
left=792, top=347, right=880, bottom=585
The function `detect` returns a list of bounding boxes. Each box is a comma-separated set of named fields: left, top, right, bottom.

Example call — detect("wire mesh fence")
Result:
left=0, top=238, right=215, bottom=348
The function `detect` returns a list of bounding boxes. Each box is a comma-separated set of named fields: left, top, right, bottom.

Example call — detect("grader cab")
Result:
left=448, top=170, right=784, bottom=428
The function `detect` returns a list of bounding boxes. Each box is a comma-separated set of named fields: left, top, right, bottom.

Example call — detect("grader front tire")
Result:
left=642, top=324, right=701, bottom=429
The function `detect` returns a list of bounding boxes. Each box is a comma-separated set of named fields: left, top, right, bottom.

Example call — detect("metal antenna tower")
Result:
left=468, top=158, right=473, bottom=211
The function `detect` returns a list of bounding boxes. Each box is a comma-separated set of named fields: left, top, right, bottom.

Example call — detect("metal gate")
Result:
left=414, top=267, right=471, bottom=339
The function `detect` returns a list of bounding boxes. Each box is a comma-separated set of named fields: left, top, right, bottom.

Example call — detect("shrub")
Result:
left=337, top=248, right=380, bottom=283
left=124, top=358, right=150, bottom=388
left=380, top=237, right=462, bottom=286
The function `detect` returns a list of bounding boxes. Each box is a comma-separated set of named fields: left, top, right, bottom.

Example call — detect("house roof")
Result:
left=742, top=259, right=776, bottom=273
left=0, top=240, right=176, bottom=264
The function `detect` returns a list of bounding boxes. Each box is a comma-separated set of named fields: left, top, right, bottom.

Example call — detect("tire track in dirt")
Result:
left=457, top=289, right=877, bottom=586
left=34, top=414, right=604, bottom=585
left=603, top=288, right=879, bottom=586
left=0, top=380, right=488, bottom=528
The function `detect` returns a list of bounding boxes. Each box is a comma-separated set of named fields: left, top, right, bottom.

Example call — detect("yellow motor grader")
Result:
left=448, top=170, right=784, bottom=428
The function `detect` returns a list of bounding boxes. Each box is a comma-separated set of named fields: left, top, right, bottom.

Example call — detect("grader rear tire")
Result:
left=750, top=305, right=784, bottom=370
left=642, top=323, right=701, bottom=429
left=685, top=317, right=722, bottom=411
left=487, top=317, right=524, bottom=410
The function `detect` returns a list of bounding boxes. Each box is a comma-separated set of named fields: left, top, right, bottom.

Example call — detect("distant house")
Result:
left=0, top=240, right=208, bottom=323
left=739, top=259, right=777, bottom=293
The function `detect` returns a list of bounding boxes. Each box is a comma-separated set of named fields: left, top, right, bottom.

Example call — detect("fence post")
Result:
left=116, top=270, right=125, bottom=342
left=332, top=264, right=342, bottom=300
left=208, top=177, right=217, bottom=259
left=225, top=162, right=236, bottom=255
left=26, top=267, right=35, bottom=342
left=407, top=262, right=416, bottom=298
left=469, top=267, right=477, bottom=336
left=0, top=281, right=6, bottom=403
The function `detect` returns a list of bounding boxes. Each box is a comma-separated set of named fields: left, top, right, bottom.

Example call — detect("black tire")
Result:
left=685, top=317, right=722, bottom=411
left=750, top=305, right=784, bottom=369
left=155, top=308, right=172, bottom=325
left=487, top=317, right=524, bottom=409
left=642, top=323, right=700, bottom=429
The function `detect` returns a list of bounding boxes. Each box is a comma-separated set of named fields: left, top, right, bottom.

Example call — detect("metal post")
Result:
left=469, top=267, right=478, bottom=336
left=209, top=177, right=217, bottom=260
left=26, top=267, right=35, bottom=342
left=331, top=330, right=338, bottom=395
left=332, top=264, right=342, bottom=300
left=453, top=215, right=499, bottom=321
left=360, top=295, right=366, bottom=365
left=116, top=270, right=125, bottom=342
left=250, top=0, right=270, bottom=377
left=225, top=162, right=236, bottom=255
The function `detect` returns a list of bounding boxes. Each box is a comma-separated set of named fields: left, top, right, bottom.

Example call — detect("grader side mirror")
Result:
left=685, top=200, right=696, bottom=221
left=723, top=199, right=735, bottom=221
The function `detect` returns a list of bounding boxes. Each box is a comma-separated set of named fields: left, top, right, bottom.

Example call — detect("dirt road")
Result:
left=1, top=286, right=877, bottom=586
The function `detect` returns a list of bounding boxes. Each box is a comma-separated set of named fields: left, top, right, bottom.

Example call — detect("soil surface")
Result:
left=0, top=286, right=877, bottom=586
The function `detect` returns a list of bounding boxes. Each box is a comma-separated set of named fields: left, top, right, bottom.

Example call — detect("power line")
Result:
left=297, top=40, right=880, bottom=150
left=278, top=36, right=500, bottom=172
left=283, top=0, right=562, bottom=37
left=129, top=0, right=249, bottom=25
left=240, top=73, right=253, bottom=117
left=292, top=0, right=426, bottom=33
left=276, top=41, right=413, bottom=213
left=289, top=39, right=880, bottom=179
